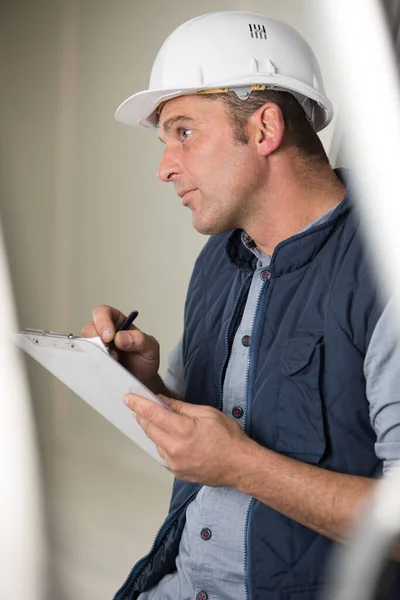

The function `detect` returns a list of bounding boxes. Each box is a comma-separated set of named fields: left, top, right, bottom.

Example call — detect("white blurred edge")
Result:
left=316, top=0, right=400, bottom=313
left=0, top=217, right=48, bottom=599
left=326, top=468, right=400, bottom=600
left=313, top=1, right=400, bottom=599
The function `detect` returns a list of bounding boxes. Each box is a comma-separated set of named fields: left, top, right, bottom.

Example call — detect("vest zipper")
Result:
left=244, top=272, right=271, bottom=435
left=243, top=271, right=272, bottom=600
left=113, top=485, right=202, bottom=600
left=218, top=273, right=253, bottom=409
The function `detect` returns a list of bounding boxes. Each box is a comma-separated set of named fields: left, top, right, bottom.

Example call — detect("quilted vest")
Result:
left=114, top=176, right=387, bottom=600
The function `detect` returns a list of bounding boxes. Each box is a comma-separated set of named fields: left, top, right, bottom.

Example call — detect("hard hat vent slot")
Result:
left=249, top=23, right=268, bottom=40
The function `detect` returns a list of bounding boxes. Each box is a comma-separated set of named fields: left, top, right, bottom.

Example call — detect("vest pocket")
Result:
left=285, top=584, right=325, bottom=598
left=276, top=332, right=326, bottom=464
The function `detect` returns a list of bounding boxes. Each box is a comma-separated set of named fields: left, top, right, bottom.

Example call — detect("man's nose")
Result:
left=157, top=147, right=181, bottom=182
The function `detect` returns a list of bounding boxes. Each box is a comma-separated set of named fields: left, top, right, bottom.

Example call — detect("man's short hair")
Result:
left=206, top=90, right=329, bottom=164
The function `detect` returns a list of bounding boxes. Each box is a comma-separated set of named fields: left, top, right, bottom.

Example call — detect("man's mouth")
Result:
left=178, top=189, right=196, bottom=205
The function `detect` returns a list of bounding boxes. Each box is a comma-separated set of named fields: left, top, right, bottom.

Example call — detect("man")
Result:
left=83, top=11, right=400, bottom=600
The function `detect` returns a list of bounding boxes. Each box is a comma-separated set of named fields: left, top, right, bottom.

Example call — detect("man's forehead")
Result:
left=158, top=94, right=223, bottom=129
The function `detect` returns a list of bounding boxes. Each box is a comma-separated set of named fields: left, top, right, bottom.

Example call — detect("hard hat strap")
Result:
left=197, top=85, right=315, bottom=124
left=197, top=85, right=267, bottom=100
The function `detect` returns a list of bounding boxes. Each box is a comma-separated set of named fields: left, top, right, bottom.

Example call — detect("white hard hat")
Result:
left=115, top=11, right=333, bottom=133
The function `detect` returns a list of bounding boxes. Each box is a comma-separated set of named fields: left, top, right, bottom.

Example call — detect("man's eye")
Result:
left=179, top=128, right=192, bottom=140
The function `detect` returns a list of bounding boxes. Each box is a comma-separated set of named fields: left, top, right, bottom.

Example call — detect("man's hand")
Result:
left=125, top=394, right=378, bottom=546
left=82, top=305, right=160, bottom=385
left=124, top=394, right=253, bottom=486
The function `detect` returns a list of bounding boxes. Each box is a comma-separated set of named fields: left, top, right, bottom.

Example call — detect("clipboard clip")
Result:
left=16, top=330, right=82, bottom=351
left=22, top=328, right=76, bottom=339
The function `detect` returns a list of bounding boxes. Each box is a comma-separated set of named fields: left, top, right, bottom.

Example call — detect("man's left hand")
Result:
left=124, top=394, right=253, bottom=486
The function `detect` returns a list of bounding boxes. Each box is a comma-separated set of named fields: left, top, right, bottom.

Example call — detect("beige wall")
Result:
left=1, top=1, right=339, bottom=598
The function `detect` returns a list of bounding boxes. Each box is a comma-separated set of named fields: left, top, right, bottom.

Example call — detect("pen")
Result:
left=116, top=310, right=139, bottom=333
left=108, top=310, right=139, bottom=353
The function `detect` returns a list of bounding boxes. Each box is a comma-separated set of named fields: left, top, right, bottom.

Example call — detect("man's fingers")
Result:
left=84, top=306, right=156, bottom=356
left=159, top=395, right=212, bottom=418
left=158, top=395, right=188, bottom=414
left=115, top=329, right=158, bottom=358
left=81, top=321, right=99, bottom=338
left=156, top=445, right=169, bottom=465
left=91, top=305, right=126, bottom=343
left=134, top=415, right=171, bottom=449
left=124, top=394, right=181, bottom=432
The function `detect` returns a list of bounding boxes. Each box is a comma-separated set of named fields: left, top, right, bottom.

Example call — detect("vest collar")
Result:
left=225, top=168, right=353, bottom=276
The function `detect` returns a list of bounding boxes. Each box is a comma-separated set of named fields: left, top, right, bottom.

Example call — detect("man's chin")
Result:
left=192, top=216, right=232, bottom=236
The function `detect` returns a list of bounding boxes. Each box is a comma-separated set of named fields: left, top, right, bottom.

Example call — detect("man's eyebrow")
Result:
left=159, top=115, right=197, bottom=135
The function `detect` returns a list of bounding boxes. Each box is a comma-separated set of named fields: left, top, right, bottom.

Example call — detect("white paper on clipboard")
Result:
left=14, top=330, right=169, bottom=465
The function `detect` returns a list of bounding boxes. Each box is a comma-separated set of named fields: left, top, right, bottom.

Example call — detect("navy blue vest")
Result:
left=115, top=179, right=385, bottom=600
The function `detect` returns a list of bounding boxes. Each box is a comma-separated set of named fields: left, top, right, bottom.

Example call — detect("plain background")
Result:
left=1, top=1, right=341, bottom=598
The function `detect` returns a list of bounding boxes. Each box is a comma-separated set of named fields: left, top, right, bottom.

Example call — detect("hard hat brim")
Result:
left=115, top=76, right=334, bottom=132
left=115, top=88, right=200, bottom=129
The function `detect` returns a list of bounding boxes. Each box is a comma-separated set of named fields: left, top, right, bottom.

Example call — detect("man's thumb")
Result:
left=158, top=395, right=191, bottom=414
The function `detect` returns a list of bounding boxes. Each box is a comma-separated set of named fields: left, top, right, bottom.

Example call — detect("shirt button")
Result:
left=232, top=405, right=244, bottom=419
left=260, top=269, right=271, bottom=281
left=241, top=335, right=251, bottom=347
left=196, top=592, right=208, bottom=600
left=200, top=527, right=212, bottom=541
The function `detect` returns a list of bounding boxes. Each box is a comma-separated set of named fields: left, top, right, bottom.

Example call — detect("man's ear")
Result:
left=252, top=103, right=285, bottom=157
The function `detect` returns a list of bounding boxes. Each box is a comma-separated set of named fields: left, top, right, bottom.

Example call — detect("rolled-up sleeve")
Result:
left=365, top=299, right=400, bottom=474
left=163, top=335, right=185, bottom=399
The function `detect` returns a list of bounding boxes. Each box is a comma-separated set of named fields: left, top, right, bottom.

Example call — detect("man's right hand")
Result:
left=82, top=305, right=160, bottom=385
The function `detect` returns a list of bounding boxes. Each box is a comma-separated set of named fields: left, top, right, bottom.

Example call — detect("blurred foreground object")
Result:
left=327, top=469, right=400, bottom=600
left=315, top=0, right=400, bottom=599
left=0, top=218, right=48, bottom=599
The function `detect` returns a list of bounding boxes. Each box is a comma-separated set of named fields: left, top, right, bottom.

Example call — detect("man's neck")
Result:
left=245, top=163, right=346, bottom=256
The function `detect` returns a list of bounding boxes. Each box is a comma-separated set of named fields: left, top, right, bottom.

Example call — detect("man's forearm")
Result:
left=233, top=439, right=375, bottom=542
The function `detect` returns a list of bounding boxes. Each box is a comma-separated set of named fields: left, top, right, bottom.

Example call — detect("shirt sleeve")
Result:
left=364, top=298, right=400, bottom=474
left=163, top=335, right=185, bottom=399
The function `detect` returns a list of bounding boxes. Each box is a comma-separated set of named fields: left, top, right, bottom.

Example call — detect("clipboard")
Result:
left=14, top=329, right=169, bottom=465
